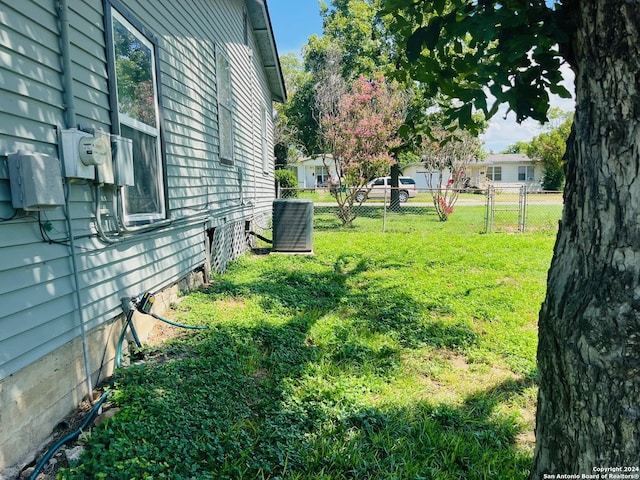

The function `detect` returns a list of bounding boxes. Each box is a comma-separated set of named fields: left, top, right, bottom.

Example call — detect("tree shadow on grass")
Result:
left=63, top=254, right=534, bottom=479
left=301, top=377, right=536, bottom=479
left=197, top=252, right=481, bottom=356
left=71, top=315, right=534, bottom=479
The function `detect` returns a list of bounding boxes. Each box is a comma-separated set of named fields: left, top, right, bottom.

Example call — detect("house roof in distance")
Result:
left=478, top=153, right=532, bottom=165
left=404, top=153, right=533, bottom=171
left=297, top=154, right=334, bottom=165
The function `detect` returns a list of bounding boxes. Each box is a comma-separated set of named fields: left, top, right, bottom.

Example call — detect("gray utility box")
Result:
left=8, top=151, right=65, bottom=211
left=272, top=199, right=313, bottom=253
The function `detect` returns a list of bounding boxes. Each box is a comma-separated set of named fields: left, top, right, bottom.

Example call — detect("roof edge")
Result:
left=247, top=0, right=287, bottom=103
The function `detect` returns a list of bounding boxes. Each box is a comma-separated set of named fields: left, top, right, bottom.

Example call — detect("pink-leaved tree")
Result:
left=321, top=74, right=407, bottom=226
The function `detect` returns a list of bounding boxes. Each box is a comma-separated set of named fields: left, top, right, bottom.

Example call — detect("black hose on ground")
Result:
left=28, top=299, right=207, bottom=479
left=248, top=230, right=273, bottom=244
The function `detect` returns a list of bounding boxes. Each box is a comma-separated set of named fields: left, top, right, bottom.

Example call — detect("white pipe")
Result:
left=58, top=0, right=94, bottom=401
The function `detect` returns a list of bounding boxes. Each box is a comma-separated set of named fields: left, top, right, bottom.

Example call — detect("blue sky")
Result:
left=267, top=0, right=323, bottom=55
left=265, top=0, right=574, bottom=152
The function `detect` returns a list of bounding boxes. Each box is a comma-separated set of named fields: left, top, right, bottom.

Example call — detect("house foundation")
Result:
left=0, top=270, right=205, bottom=478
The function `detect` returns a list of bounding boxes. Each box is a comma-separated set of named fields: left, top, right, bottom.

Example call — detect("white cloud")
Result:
left=482, top=111, right=544, bottom=153
left=482, top=63, right=575, bottom=152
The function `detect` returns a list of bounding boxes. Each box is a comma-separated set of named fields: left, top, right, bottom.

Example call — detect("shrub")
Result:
left=275, top=169, right=298, bottom=198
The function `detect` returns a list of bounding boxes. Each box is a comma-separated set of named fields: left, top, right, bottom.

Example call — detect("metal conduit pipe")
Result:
left=94, top=185, right=123, bottom=244
left=57, top=0, right=94, bottom=402
left=58, top=0, right=76, bottom=128
left=29, top=308, right=137, bottom=480
left=28, top=297, right=208, bottom=479
left=113, top=185, right=173, bottom=234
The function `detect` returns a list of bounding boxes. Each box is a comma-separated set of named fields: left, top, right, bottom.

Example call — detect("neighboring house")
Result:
left=402, top=153, right=541, bottom=191
left=0, top=0, right=285, bottom=474
left=401, top=163, right=451, bottom=189
left=294, top=154, right=338, bottom=188
left=467, top=153, right=542, bottom=190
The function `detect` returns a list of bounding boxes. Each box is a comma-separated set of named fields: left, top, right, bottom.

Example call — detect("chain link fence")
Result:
left=278, top=186, right=563, bottom=234
left=484, top=186, right=564, bottom=233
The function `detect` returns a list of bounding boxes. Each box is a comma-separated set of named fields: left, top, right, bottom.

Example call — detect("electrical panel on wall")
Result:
left=61, top=128, right=112, bottom=180
left=112, top=135, right=134, bottom=186
left=8, top=151, right=65, bottom=211
left=94, top=130, right=114, bottom=184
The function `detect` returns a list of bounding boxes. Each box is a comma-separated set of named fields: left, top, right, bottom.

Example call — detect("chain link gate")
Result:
left=484, top=185, right=529, bottom=233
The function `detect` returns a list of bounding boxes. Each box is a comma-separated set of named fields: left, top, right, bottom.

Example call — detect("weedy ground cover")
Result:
left=61, top=208, right=556, bottom=479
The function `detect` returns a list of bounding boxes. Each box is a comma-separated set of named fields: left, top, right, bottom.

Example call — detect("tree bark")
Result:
left=532, top=1, right=640, bottom=476
left=390, top=163, right=400, bottom=208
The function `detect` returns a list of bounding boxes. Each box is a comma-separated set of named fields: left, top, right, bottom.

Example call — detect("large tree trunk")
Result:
left=531, top=1, right=640, bottom=476
left=390, top=162, right=401, bottom=208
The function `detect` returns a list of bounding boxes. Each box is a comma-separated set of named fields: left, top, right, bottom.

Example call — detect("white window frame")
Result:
left=314, top=166, right=329, bottom=186
left=518, top=165, right=535, bottom=181
left=216, top=49, right=234, bottom=165
left=109, top=7, right=166, bottom=224
left=487, top=166, right=502, bottom=181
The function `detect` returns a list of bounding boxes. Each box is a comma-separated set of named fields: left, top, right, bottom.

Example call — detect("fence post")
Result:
left=484, top=186, right=495, bottom=233
left=382, top=186, right=388, bottom=233
left=518, top=185, right=528, bottom=232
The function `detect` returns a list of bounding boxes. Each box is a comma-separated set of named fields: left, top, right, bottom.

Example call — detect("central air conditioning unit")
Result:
left=272, top=199, right=313, bottom=253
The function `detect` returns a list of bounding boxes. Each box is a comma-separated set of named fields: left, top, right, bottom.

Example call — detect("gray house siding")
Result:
left=0, top=0, right=283, bottom=471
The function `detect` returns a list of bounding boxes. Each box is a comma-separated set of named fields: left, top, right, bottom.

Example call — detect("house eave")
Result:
left=246, top=0, right=287, bottom=103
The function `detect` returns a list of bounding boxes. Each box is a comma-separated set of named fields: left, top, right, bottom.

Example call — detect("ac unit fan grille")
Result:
left=272, top=199, right=313, bottom=253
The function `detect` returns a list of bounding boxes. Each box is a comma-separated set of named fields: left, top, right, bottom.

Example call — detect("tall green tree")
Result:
left=320, top=0, right=394, bottom=79
left=383, top=0, right=640, bottom=476
left=274, top=53, right=310, bottom=166
left=285, top=1, right=399, bottom=156
left=502, top=141, right=529, bottom=154
left=505, top=109, right=573, bottom=190
left=384, top=0, right=571, bottom=132
left=527, top=110, right=573, bottom=190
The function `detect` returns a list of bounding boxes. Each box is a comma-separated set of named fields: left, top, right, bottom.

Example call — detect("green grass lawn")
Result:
left=61, top=212, right=556, bottom=479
